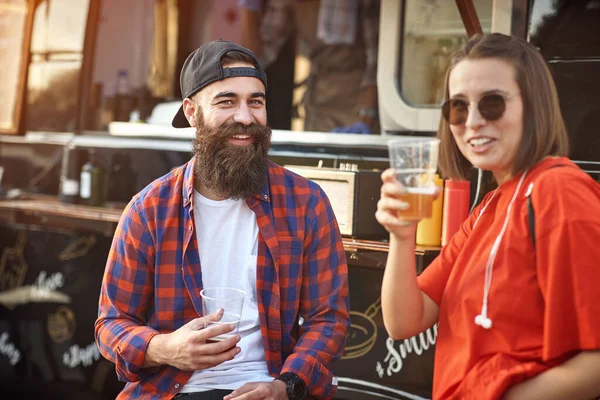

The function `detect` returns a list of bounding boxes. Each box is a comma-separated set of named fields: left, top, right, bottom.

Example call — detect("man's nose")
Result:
left=232, top=104, right=253, bottom=126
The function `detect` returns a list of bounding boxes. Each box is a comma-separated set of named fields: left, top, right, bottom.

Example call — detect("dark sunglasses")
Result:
left=441, top=93, right=515, bottom=125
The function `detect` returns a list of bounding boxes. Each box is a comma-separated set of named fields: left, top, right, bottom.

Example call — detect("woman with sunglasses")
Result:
left=376, top=33, right=600, bottom=399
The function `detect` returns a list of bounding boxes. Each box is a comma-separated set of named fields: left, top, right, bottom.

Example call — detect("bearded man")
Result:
left=95, top=40, right=350, bottom=400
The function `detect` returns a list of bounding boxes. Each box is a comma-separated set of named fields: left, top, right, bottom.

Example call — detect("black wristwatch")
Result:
left=275, top=372, right=308, bottom=399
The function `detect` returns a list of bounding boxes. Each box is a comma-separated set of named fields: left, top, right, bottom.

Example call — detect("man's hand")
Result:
left=145, top=311, right=241, bottom=371
left=224, top=380, right=287, bottom=400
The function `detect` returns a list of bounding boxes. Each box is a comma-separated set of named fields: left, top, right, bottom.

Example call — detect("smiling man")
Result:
left=95, top=40, right=350, bottom=400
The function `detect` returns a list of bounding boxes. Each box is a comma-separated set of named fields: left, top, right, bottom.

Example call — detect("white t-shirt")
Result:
left=180, top=191, right=272, bottom=392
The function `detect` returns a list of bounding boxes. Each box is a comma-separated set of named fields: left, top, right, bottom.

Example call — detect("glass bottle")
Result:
left=59, top=143, right=79, bottom=204
left=113, top=69, right=131, bottom=122
left=80, top=149, right=106, bottom=207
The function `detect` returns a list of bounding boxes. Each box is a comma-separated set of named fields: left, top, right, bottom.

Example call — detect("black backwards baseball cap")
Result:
left=172, top=39, right=268, bottom=128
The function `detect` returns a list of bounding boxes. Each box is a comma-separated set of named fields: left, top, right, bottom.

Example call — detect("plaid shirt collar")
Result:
left=182, top=155, right=271, bottom=206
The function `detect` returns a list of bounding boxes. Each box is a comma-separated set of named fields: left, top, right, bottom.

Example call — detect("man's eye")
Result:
left=219, top=100, right=234, bottom=105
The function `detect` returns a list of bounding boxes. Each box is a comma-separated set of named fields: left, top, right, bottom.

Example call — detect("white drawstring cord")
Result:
left=470, top=168, right=484, bottom=214
left=474, top=169, right=528, bottom=329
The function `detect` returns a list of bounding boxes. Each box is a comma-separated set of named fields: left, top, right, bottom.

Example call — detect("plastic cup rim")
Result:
left=200, top=287, right=246, bottom=301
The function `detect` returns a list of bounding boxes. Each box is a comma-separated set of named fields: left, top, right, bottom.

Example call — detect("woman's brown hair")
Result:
left=437, top=33, right=569, bottom=180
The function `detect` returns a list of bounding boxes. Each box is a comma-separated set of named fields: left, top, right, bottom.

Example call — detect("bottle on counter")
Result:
left=441, top=179, right=471, bottom=246
left=113, top=69, right=132, bottom=122
left=80, top=149, right=106, bottom=207
left=59, top=143, right=79, bottom=204
left=416, top=174, right=444, bottom=247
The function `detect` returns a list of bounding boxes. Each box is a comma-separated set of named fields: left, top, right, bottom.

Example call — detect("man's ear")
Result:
left=183, top=98, right=198, bottom=127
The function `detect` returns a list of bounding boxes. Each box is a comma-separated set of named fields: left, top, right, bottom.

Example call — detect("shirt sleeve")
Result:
left=280, top=186, right=350, bottom=399
left=360, top=0, right=379, bottom=87
left=532, top=169, right=600, bottom=361
left=94, top=199, right=158, bottom=383
left=259, top=0, right=295, bottom=68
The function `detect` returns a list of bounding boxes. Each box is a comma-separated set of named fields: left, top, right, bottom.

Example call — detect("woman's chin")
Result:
left=468, top=155, right=503, bottom=173
left=470, top=161, right=495, bottom=172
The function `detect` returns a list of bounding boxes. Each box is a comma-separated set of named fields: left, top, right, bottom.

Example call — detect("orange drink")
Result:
left=388, top=137, right=440, bottom=220
left=396, top=187, right=436, bottom=220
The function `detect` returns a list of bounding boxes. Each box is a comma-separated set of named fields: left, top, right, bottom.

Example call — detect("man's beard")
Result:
left=192, top=111, right=271, bottom=200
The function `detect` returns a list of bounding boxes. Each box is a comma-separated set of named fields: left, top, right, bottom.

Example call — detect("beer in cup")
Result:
left=387, top=137, right=440, bottom=220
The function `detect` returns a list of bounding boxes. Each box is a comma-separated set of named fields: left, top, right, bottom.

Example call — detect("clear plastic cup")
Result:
left=387, top=137, right=440, bottom=220
left=200, top=287, right=245, bottom=342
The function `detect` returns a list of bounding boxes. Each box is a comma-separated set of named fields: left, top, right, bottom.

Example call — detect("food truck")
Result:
left=0, top=0, right=598, bottom=398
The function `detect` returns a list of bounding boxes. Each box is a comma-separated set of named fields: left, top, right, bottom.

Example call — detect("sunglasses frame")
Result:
left=441, top=93, right=517, bottom=125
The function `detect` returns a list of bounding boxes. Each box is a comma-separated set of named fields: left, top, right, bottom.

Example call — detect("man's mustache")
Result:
left=212, top=121, right=270, bottom=140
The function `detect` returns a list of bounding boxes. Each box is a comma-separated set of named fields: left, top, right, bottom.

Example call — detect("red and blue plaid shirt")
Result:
left=95, top=157, right=350, bottom=399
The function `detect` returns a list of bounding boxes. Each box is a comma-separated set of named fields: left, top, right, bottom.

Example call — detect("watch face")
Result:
left=289, top=381, right=305, bottom=398
left=278, top=373, right=307, bottom=399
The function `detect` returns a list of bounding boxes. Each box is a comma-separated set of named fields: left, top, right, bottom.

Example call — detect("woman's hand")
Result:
left=375, top=168, right=419, bottom=240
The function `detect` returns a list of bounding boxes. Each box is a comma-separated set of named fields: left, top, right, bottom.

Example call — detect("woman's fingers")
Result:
left=379, top=195, right=410, bottom=211
left=381, top=168, right=397, bottom=182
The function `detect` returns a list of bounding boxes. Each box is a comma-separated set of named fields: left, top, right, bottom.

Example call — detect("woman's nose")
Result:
left=465, top=101, right=486, bottom=129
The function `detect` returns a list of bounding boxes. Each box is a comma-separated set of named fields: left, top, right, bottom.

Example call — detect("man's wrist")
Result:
left=275, top=372, right=307, bottom=399
left=271, top=379, right=287, bottom=398
left=144, top=333, right=169, bottom=368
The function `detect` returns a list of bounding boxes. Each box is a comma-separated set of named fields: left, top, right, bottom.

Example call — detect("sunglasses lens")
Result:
left=479, top=94, right=506, bottom=121
left=442, top=99, right=468, bottom=125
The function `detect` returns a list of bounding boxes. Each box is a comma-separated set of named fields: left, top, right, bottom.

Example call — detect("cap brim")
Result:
left=172, top=105, right=191, bottom=128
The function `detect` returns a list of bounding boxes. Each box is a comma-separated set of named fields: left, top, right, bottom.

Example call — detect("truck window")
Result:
left=400, top=0, right=494, bottom=107
left=27, top=0, right=90, bottom=132
left=378, top=0, right=505, bottom=134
